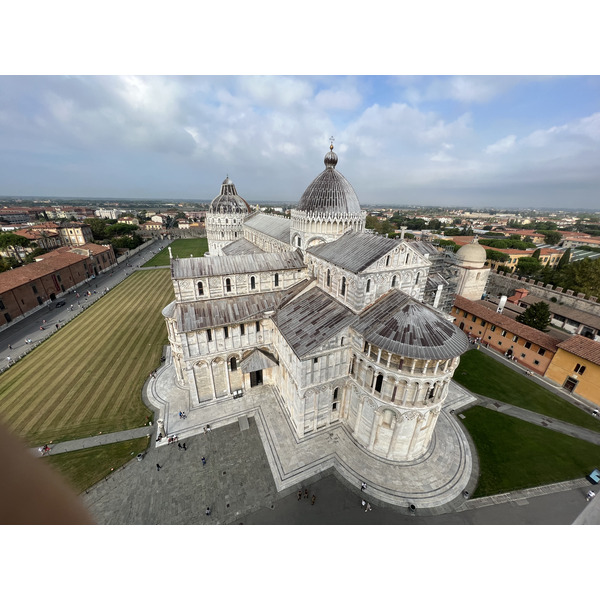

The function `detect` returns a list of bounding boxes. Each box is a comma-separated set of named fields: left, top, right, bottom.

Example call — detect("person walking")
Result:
left=297, top=490, right=302, bottom=501
left=587, top=490, right=596, bottom=502
left=178, top=442, right=182, bottom=450
left=183, top=443, right=187, bottom=451
left=361, top=499, right=366, bottom=509
left=205, top=507, right=211, bottom=516
left=361, top=482, right=367, bottom=492
left=311, top=494, right=316, bottom=505
left=304, top=488, right=308, bottom=499
left=365, top=502, right=372, bottom=512
left=201, top=456, right=206, bottom=466
left=156, top=463, right=162, bottom=471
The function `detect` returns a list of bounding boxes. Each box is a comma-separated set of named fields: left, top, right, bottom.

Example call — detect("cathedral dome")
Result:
left=297, top=143, right=361, bottom=215
left=209, top=176, right=251, bottom=214
left=456, top=238, right=487, bottom=267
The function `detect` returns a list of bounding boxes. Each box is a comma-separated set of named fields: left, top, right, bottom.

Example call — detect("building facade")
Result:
left=163, top=145, right=471, bottom=462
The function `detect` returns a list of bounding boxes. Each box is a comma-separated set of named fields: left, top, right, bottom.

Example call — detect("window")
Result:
left=240, top=324, right=245, bottom=336
left=524, top=341, right=532, bottom=349
left=487, top=336, right=492, bottom=340
left=340, top=337, right=344, bottom=346
left=575, top=364, right=586, bottom=375
left=463, top=311, right=468, bottom=317
left=198, top=281, right=204, bottom=296
left=32, top=285, right=38, bottom=294
left=534, top=359, right=540, bottom=365
left=490, top=325, right=496, bottom=332
left=386, top=256, right=390, bottom=266
left=274, top=273, right=279, bottom=287
left=313, top=358, right=318, bottom=364
left=501, top=330, right=507, bottom=337
left=472, top=315, right=477, bottom=322
left=224, top=326, right=229, bottom=339
left=327, top=269, right=331, bottom=287
left=538, top=348, right=546, bottom=356
left=225, top=278, right=232, bottom=292
left=333, top=388, right=339, bottom=401
left=332, top=402, right=337, bottom=411
left=512, top=335, right=519, bottom=342
left=391, top=276, right=397, bottom=287
left=366, top=279, right=371, bottom=293
left=498, top=341, right=502, bottom=346
left=375, top=373, right=383, bottom=393
left=481, top=320, right=487, bottom=327
left=341, top=277, right=346, bottom=296
left=230, top=357, right=237, bottom=371
left=0, top=299, right=4, bottom=310
left=256, top=320, right=260, bottom=332
left=415, top=272, right=420, bottom=284
left=364, top=341, right=369, bottom=353
left=521, top=353, right=526, bottom=358
left=207, top=329, right=212, bottom=342
left=250, top=276, right=256, bottom=290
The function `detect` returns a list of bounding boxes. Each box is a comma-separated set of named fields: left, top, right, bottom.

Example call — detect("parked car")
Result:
left=55, top=300, right=66, bottom=308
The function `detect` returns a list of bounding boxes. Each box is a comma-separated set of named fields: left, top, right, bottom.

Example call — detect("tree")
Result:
left=516, top=256, right=542, bottom=277
left=543, top=230, right=562, bottom=245
left=0, top=233, right=30, bottom=263
left=556, top=248, right=571, bottom=270
left=532, top=248, right=541, bottom=260
left=84, top=218, right=109, bottom=240
left=365, top=215, right=379, bottom=230
left=516, top=301, right=551, bottom=331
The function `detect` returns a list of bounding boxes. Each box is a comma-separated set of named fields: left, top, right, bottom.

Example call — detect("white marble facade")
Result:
left=163, top=145, right=470, bottom=461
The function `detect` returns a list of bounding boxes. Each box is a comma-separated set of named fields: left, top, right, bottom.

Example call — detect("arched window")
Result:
left=225, top=278, right=232, bottom=292
left=341, top=277, right=346, bottom=296
left=333, top=387, right=339, bottom=400
left=297, top=237, right=302, bottom=247
left=386, top=255, right=390, bottom=266
left=392, top=275, right=397, bottom=287
left=250, top=276, right=256, bottom=290
left=415, top=272, right=420, bottom=284
left=274, top=273, right=279, bottom=287
left=221, top=232, right=224, bottom=238
left=340, top=337, right=344, bottom=346
left=198, top=281, right=204, bottom=296
left=230, top=357, right=237, bottom=371
left=375, top=373, right=383, bottom=393
left=327, top=269, right=331, bottom=287
left=366, top=279, right=371, bottom=293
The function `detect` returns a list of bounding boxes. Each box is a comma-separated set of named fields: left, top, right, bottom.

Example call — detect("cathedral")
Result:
left=162, top=143, right=484, bottom=463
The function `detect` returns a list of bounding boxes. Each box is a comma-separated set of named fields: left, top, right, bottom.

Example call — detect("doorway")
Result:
left=563, top=377, right=578, bottom=393
left=250, top=370, right=263, bottom=388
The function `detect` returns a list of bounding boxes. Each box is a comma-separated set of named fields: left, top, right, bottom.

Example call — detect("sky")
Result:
left=0, top=4, right=598, bottom=214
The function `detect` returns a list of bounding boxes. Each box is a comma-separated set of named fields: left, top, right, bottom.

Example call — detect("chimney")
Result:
left=497, top=295, right=507, bottom=313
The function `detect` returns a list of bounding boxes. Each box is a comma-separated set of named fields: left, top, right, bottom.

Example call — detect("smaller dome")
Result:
left=456, top=238, right=487, bottom=267
left=208, top=176, right=251, bottom=215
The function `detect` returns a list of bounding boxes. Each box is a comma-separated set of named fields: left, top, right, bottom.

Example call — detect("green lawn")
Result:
left=453, top=349, right=600, bottom=433
left=143, top=238, right=208, bottom=266
left=45, top=437, right=149, bottom=494
left=461, top=406, right=600, bottom=497
left=0, top=269, right=174, bottom=445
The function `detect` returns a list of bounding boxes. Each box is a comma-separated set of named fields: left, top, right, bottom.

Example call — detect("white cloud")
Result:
left=485, top=134, right=516, bottom=154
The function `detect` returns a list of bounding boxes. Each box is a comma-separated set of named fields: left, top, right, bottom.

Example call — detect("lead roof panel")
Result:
left=244, top=213, right=292, bottom=243
left=307, top=231, right=402, bottom=273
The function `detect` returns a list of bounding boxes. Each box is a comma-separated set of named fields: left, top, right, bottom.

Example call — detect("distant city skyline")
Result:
left=0, top=76, right=598, bottom=210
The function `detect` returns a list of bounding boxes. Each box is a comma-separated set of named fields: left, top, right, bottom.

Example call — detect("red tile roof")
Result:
left=0, top=243, right=112, bottom=294
left=453, top=295, right=559, bottom=352
left=557, top=335, right=600, bottom=366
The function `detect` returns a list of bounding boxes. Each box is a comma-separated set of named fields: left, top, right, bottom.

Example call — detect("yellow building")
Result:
left=545, top=335, right=600, bottom=406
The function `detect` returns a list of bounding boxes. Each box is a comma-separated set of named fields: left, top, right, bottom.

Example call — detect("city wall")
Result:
left=486, top=271, right=600, bottom=316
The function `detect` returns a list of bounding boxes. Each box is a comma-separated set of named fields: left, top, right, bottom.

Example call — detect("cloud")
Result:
left=485, top=134, right=516, bottom=154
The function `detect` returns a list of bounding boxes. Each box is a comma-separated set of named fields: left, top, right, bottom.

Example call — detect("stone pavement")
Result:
left=142, top=351, right=479, bottom=510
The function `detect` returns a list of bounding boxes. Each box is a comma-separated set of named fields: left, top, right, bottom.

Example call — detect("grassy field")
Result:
left=45, top=437, right=149, bottom=494
left=0, top=269, right=174, bottom=446
left=143, top=238, right=208, bottom=266
left=462, top=406, right=600, bottom=497
left=453, top=349, right=600, bottom=433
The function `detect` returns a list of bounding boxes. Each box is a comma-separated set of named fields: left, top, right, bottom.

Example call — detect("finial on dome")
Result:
left=324, top=137, right=338, bottom=169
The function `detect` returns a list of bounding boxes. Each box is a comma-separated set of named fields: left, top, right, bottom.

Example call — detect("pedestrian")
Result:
left=297, top=490, right=302, bottom=501
left=201, top=456, right=206, bottom=466
left=183, top=443, right=187, bottom=451
left=311, top=494, right=316, bottom=505
left=203, top=426, right=207, bottom=435
left=205, top=507, right=211, bottom=516
left=304, top=488, right=308, bottom=499
left=55, top=324, right=59, bottom=330
left=587, top=490, right=596, bottom=502
left=361, top=481, right=367, bottom=491
left=365, top=502, right=372, bottom=512
left=156, top=463, right=161, bottom=471
left=206, top=424, right=211, bottom=433
left=361, top=499, right=366, bottom=508
left=178, top=442, right=182, bottom=450
left=7, top=344, right=11, bottom=350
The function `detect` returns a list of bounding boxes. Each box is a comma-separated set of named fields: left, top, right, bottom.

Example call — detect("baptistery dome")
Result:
left=456, top=238, right=487, bottom=267
left=297, top=144, right=362, bottom=214
left=209, top=177, right=251, bottom=214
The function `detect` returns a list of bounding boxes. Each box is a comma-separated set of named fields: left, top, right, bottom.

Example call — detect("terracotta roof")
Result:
left=0, top=243, right=112, bottom=294
left=557, top=335, right=600, bottom=366
left=454, top=295, right=559, bottom=352
left=517, top=295, right=600, bottom=330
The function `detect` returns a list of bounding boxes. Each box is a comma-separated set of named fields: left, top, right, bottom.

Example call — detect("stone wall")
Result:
left=486, top=272, right=600, bottom=316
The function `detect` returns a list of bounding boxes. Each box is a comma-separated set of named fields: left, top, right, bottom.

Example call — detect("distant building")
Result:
left=0, top=243, right=116, bottom=329
left=95, top=208, right=123, bottom=220
left=58, top=222, right=94, bottom=247
left=117, top=216, right=139, bottom=226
